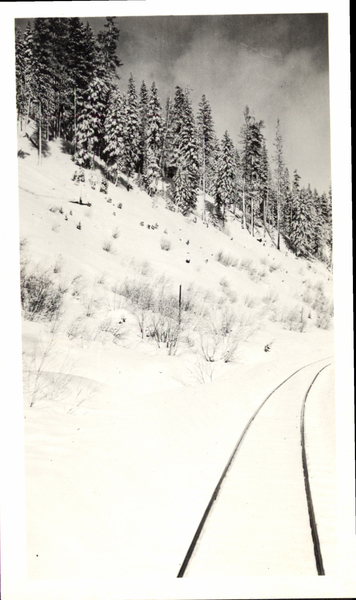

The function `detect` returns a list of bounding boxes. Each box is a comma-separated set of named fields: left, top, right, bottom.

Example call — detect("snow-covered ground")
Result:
left=2, top=126, right=346, bottom=596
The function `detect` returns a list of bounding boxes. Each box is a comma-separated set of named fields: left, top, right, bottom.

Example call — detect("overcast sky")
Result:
left=17, top=13, right=331, bottom=194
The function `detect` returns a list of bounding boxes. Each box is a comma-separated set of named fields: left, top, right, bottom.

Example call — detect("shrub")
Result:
left=67, top=317, right=91, bottom=341
left=100, top=177, right=108, bottom=194
left=281, top=306, right=307, bottom=332
left=145, top=313, right=180, bottom=355
left=102, top=240, right=115, bottom=253
left=119, top=279, right=155, bottom=309
left=112, top=227, right=120, bottom=239
left=215, top=251, right=238, bottom=267
left=197, top=307, right=240, bottom=363
left=244, top=294, right=258, bottom=308
left=97, top=316, right=126, bottom=342
left=262, top=289, right=279, bottom=305
left=240, top=257, right=253, bottom=270
left=160, top=237, right=171, bottom=251
left=72, top=169, right=85, bottom=184
left=20, top=265, right=64, bottom=321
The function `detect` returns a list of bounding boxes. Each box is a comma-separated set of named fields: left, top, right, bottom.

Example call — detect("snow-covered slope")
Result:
left=16, top=128, right=335, bottom=579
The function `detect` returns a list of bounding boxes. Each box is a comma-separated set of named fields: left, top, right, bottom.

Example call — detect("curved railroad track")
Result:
left=177, top=356, right=334, bottom=577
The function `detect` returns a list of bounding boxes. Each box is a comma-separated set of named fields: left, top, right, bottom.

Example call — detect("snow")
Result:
left=2, top=127, right=345, bottom=597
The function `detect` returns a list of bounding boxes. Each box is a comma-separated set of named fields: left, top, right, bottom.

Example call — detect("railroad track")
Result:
left=177, top=356, right=334, bottom=577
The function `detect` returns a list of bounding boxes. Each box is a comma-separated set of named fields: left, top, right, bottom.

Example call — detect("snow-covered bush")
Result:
left=243, top=294, right=258, bottom=308
left=281, top=306, right=307, bottom=332
left=67, top=317, right=92, bottom=342
left=197, top=306, right=239, bottom=363
left=145, top=313, right=180, bottom=355
left=72, top=169, right=85, bottom=184
left=100, top=177, right=108, bottom=193
left=262, top=289, right=279, bottom=305
left=160, top=237, right=171, bottom=251
left=20, top=264, right=64, bottom=322
left=119, top=279, right=155, bottom=311
left=102, top=240, right=115, bottom=254
left=215, top=250, right=238, bottom=267
left=97, top=317, right=126, bottom=343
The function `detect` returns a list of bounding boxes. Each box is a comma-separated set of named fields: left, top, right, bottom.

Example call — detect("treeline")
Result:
left=15, top=17, right=332, bottom=261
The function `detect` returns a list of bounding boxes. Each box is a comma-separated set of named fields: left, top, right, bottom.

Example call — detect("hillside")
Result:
left=17, top=126, right=334, bottom=579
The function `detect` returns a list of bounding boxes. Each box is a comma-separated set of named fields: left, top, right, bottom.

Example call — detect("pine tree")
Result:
left=215, top=131, right=236, bottom=224
left=30, top=18, right=58, bottom=161
left=240, top=107, right=265, bottom=236
left=259, top=140, right=270, bottom=237
left=103, top=86, right=127, bottom=184
left=138, top=80, right=149, bottom=177
left=172, top=91, right=199, bottom=214
left=97, top=17, right=122, bottom=84
left=144, top=81, right=163, bottom=195
left=74, top=75, right=109, bottom=169
left=290, top=185, right=316, bottom=257
left=312, top=188, right=327, bottom=258
left=15, top=27, right=25, bottom=125
left=281, top=167, right=291, bottom=235
left=273, top=118, right=285, bottom=249
left=197, top=95, right=216, bottom=220
left=125, top=74, right=140, bottom=183
left=161, top=96, right=174, bottom=179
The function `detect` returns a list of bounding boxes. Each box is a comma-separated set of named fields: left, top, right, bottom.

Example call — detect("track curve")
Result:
left=177, top=356, right=334, bottom=577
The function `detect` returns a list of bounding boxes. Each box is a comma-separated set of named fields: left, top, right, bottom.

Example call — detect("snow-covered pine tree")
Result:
left=290, top=184, right=316, bottom=257
left=312, top=188, right=327, bottom=259
left=30, top=18, right=58, bottom=161
left=215, top=131, right=236, bottom=224
left=21, top=22, right=34, bottom=135
left=161, top=96, right=174, bottom=179
left=103, top=86, right=127, bottom=184
left=125, top=74, right=141, bottom=185
left=239, top=108, right=265, bottom=237
left=323, top=185, right=333, bottom=261
left=197, top=95, right=217, bottom=220
left=170, top=86, right=186, bottom=169
left=74, top=75, right=109, bottom=169
left=15, top=27, right=26, bottom=126
left=281, top=167, right=291, bottom=235
left=96, top=17, right=122, bottom=84
left=239, top=106, right=261, bottom=231
left=144, top=81, right=163, bottom=195
left=138, top=80, right=149, bottom=178
left=231, top=147, right=242, bottom=215
left=273, top=118, right=285, bottom=249
left=259, top=140, right=270, bottom=236
left=172, top=91, right=199, bottom=214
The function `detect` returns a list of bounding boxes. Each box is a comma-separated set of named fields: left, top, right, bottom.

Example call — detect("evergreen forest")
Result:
left=15, top=17, right=333, bottom=263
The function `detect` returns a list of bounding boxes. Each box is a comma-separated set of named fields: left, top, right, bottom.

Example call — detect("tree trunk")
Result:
left=242, top=178, right=246, bottom=229
left=277, top=181, right=281, bottom=250
left=38, top=101, right=42, bottom=166
left=25, top=101, right=30, bottom=136
left=263, top=194, right=266, bottom=238
left=251, top=194, right=254, bottom=237
left=74, top=88, right=77, bottom=155
left=202, top=140, right=206, bottom=222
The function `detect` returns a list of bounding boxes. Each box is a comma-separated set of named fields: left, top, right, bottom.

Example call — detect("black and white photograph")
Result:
left=0, top=1, right=353, bottom=599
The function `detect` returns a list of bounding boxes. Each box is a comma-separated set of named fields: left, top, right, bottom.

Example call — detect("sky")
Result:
left=16, top=13, right=331, bottom=194
left=90, top=13, right=331, bottom=194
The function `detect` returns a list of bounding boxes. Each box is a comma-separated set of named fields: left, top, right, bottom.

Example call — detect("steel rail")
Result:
left=177, top=355, right=334, bottom=577
left=300, top=362, right=332, bottom=576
